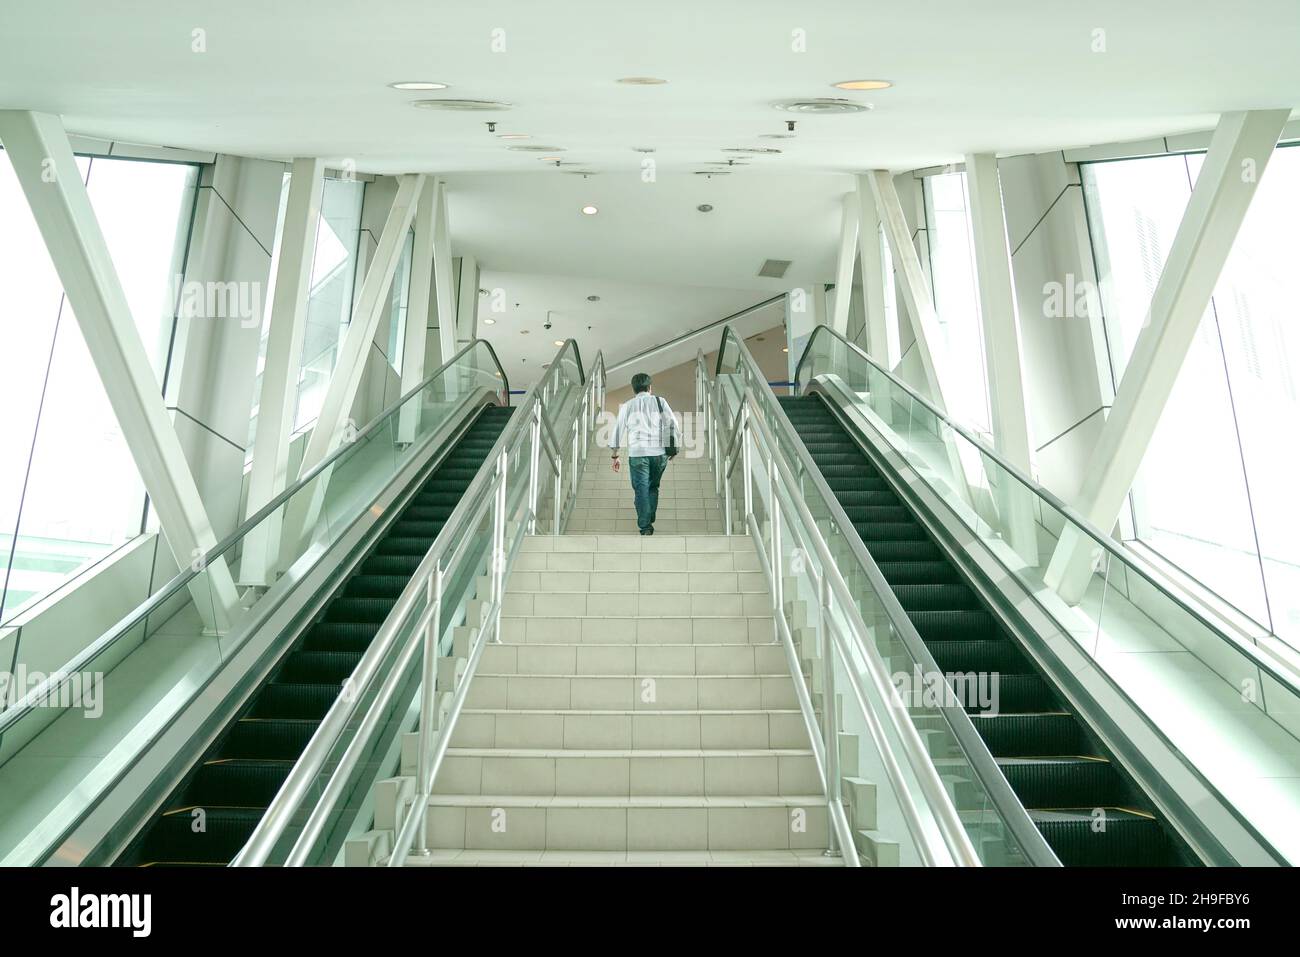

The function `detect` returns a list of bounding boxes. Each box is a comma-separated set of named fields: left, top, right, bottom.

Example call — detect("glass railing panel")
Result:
left=0, top=340, right=510, bottom=865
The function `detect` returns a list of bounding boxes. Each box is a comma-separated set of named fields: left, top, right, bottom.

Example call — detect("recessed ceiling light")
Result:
left=563, top=170, right=599, bottom=176
left=587, top=295, right=601, bottom=302
left=520, top=329, right=530, bottom=335
left=482, top=317, right=496, bottom=325
left=616, top=77, right=668, bottom=85
left=772, top=98, right=872, bottom=115
left=633, top=147, right=656, bottom=154
left=497, top=133, right=530, bottom=140
left=782, top=347, right=789, bottom=353
left=759, top=133, right=796, bottom=140
left=697, top=204, right=714, bottom=213
left=389, top=81, right=449, bottom=91
left=581, top=205, right=599, bottom=215
left=508, top=144, right=564, bottom=152
left=694, top=171, right=730, bottom=176
left=832, top=79, right=893, bottom=91
left=723, top=147, right=783, bottom=155
left=553, top=339, right=565, bottom=347
left=413, top=99, right=511, bottom=111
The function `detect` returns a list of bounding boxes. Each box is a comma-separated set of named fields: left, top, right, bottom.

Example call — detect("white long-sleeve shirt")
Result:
left=610, top=392, right=681, bottom=457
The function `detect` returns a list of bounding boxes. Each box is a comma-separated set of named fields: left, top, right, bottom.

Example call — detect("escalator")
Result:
left=777, top=394, right=1191, bottom=866
left=121, top=404, right=514, bottom=866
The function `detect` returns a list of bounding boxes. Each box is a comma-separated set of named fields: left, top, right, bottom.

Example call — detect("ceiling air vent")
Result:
left=771, top=98, right=871, bottom=115
left=412, top=99, right=512, bottom=111
left=758, top=259, right=792, bottom=279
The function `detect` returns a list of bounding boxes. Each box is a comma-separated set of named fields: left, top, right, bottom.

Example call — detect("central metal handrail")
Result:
left=232, top=340, right=600, bottom=867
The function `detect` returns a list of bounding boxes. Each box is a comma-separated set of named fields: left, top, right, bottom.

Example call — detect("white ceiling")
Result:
left=2, top=0, right=1297, bottom=377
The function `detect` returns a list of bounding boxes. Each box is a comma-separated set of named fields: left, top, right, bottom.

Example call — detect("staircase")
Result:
left=382, top=450, right=838, bottom=865
left=776, top=394, right=1188, bottom=866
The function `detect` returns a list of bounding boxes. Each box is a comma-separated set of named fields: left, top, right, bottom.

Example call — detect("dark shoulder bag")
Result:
left=656, top=396, right=678, bottom=459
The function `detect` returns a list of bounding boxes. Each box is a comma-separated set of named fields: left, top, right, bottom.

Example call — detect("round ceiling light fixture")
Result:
left=697, top=204, right=714, bottom=213
left=553, top=339, right=565, bottom=347
left=508, top=144, right=564, bottom=152
left=758, top=133, right=796, bottom=140
left=586, top=295, right=601, bottom=302
left=616, top=77, right=668, bottom=85
left=723, top=147, right=782, bottom=155
left=389, top=81, right=449, bottom=91
left=563, top=170, right=599, bottom=176
left=497, top=133, right=530, bottom=140
left=633, top=147, right=656, bottom=154
left=519, top=328, right=530, bottom=335
left=832, top=79, right=893, bottom=91
left=771, top=98, right=872, bottom=115
left=581, top=204, right=599, bottom=215
left=412, top=98, right=511, bottom=111
left=482, top=317, right=496, bottom=325
left=694, top=170, right=730, bottom=176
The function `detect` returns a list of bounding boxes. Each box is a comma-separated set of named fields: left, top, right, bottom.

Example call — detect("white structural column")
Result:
left=964, top=152, right=1038, bottom=565
left=1046, top=109, right=1289, bottom=603
left=868, top=170, right=953, bottom=414
left=830, top=193, right=859, bottom=336
left=455, top=254, right=480, bottom=346
left=432, top=180, right=457, bottom=366
left=240, top=157, right=324, bottom=585
left=0, top=110, right=237, bottom=630
left=296, top=173, right=426, bottom=477
left=855, top=174, right=893, bottom=368
left=397, top=179, right=438, bottom=444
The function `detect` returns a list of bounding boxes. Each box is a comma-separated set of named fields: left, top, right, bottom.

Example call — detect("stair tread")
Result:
left=424, top=794, right=827, bottom=807
left=445, top=747, right=814, bottom=758
left=459, top=708, right=801, bottom=715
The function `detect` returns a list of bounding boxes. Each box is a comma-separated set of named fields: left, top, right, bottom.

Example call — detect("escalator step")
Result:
left=999, top=757, right=1131, bottom=809
left=392, top=520, right=445, bottom=539
left=832, top=489, right=900, bottom=508
left=224, top=719, right=319, bottom=761
left=279, top=650, right=364, bottom=684
left=827, top=476, right=895, bottom=493
left=182, top=759, right=294, bottom=807
left=877, top=560, right=964, bottom=586
left=1030, top=811, right=1180, bottom=867
left=866, top=540, right=943, bottom=562
left=250, top=682, right=341, bottom=721
left=805, top=452, right=867, bottom=467
left=360, top=554, right=423, bottom=577
left=303, top=621, right=381, bottom=652
left=908, top=609, right=1002, bottom=642
left=325, top=597, right=396, bottom=623
left=343, top=574, right=411, bottom=599
left=970, top=713, right=1090, bottom=758
left=138, top=807, right=264, bottom=865
left=402, top=505, right=456, bottom=523
left=842, top=505, right=913, bottom=524
left=969, top=675, right=1057, bottom=714
left=925, top=638, right=1031, bottom=674
left=853, top=522, right=930, bottom=542
left=375, top=536, right=440, bottom=557
left=893, top=583, right=983, bottom=611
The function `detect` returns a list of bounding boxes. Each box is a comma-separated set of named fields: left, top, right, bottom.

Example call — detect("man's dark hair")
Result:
left=631, top=372, right=652, bottom=394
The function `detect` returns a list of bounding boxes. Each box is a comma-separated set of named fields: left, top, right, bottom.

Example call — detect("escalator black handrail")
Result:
left=713, top=325, right=1062, bottom=866
left=234, top=339, right=591, bottom=865
left=0, top=337, right=511, bottom=741
left=792, top=323, right=1300, bottom=714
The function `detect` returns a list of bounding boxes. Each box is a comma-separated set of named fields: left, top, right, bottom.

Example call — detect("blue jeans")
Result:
left=629, top=455, right=667, bottom=533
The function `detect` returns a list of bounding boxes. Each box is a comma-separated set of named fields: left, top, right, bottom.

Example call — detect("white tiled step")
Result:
left=445, top=708, right=808, bottom=749
left=480, top=642, right=787, bottom=675
left=506, top=571, right=766, bottom=595
left=428, top=748, right=819, bottom=796
left=421, top=794, right=831, bottom=851
left=503, top=592, right=771, bottom=617
left=513, top=549, right=758, bottom=572
left=466, top=673, right=800, bottom=710
left=521, top=534, right=750, bottom=554
left=565, top=518, right=726, bottom=534
left=405, top=849, right=840, bottom=867
left=501, top=615, right=775, bottom=644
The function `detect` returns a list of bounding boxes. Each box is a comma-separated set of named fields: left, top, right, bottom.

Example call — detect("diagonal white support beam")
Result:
left=855, top=174, right=893, bottom=367
left=0, top=110, right=237, bottom=630
left=432, top=181, right=457, bottom=366
left=964, top=152, right=1037, bottom=565
left=240, top=157, right=324, bottom=585
left=1046, top=109, right=1289, bottom=603
left=296, top=173, right=426, bottom=477
left=830, top=193, right=859, bottom=336
left=869, top=169, right=953, bottom=414
left=397, top=178, right=437, bottom=444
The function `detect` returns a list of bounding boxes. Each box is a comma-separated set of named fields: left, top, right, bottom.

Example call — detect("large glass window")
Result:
left=1083, top=145, right=1300, bottom=647
left=923, top=171, right=992, bottom=434
left=0, top=150, right=199, bottom=622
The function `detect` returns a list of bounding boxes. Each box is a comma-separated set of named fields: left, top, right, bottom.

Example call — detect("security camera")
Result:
left=543, top=319, right=553, bottom=331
